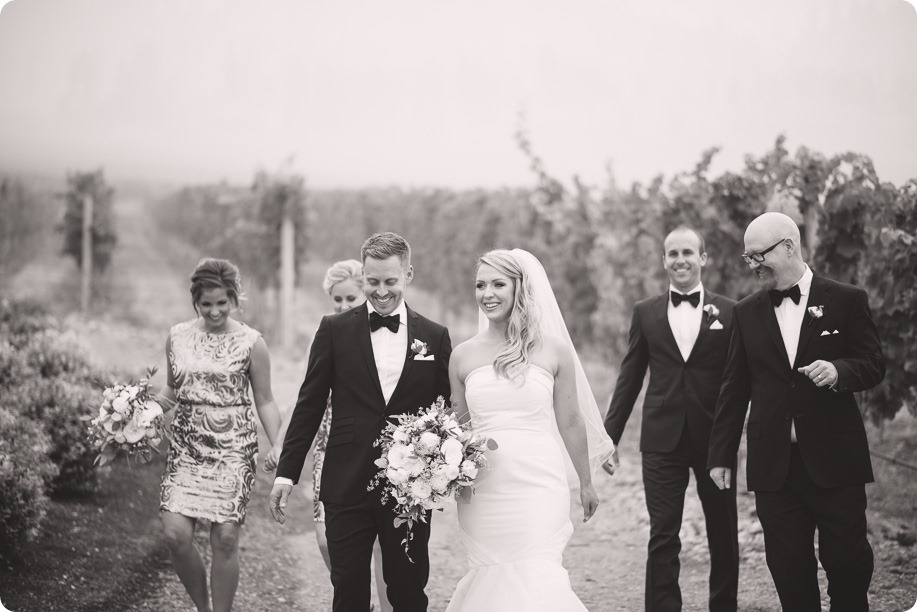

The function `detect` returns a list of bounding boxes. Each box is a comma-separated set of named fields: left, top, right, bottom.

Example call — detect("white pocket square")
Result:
left=709, top=320, right=724, bottom=330
left=414, top=354, right=435, bottom=361
left=820, top=329, right=840, bottom=336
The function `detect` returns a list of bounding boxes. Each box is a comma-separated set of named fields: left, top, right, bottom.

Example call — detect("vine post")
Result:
left=280, top=205, right=295, bottom=349
left=80, top=194, right=93, bottom=313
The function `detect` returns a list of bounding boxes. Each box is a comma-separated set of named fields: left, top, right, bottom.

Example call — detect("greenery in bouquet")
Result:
left=368, top=396, right=497, bottom=559
left=85, top=367, right=167, bottom=466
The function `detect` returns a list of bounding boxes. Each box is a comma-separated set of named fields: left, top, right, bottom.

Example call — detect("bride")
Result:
left=446, top=249, right=616, bottom=611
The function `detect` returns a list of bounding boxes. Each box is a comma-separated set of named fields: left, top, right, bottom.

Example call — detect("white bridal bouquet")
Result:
left=368, top=396, right=497, bottom=559
left=85, top=367, right=166, bottom=466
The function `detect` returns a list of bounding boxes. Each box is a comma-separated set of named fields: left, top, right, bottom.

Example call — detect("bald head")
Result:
left=743, top=212, right=806, bottom=290
left=745, top=212, right=801, bottom=255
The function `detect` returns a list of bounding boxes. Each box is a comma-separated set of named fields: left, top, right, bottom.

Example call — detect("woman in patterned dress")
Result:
left=265, top=259, right=391, bottom=612
left=157, top=258, right=282, bottom=612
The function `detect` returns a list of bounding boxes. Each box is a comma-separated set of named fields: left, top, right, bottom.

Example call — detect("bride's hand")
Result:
left=581, top=483, right=600, bottom=522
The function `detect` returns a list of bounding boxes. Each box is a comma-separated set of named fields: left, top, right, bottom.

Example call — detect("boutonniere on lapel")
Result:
left=703, top=304, right=723, bottom=329
left=807, top=305, right=824, bottom=325
left=409, top=339, right=434, bottom=361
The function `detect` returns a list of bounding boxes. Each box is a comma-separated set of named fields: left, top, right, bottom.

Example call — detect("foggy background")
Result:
left=1, top=0, right=915, bottom=189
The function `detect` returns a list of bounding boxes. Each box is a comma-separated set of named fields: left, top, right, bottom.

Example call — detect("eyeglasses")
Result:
left=741, top=238, right=787, bottom=264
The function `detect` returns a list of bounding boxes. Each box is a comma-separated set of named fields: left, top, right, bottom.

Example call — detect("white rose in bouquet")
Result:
left=393, top=429, right=411, bottom=444
left=404, top=456, right=426, bottom=477
left=410, top=479, right=433, bottom=500
left=114, top=432, right=127, bottom=444
left=429, top=469, right=451, bottom=493
left=460, top=460, right=479, bottom=479
left=441, top=438, right=463, bottom=466
left=387, top=444, right=413, bottom=469
left=136, top=401, right=163, bottom=428
left=415, top=431, right=441, bottom=456
left=386, top=467, right=409, bottom=485
left=122, top=421, right=146, bottom=444
left=443, top=463, right=460, bottom=480
left=112, top=396, right=130, bottom=414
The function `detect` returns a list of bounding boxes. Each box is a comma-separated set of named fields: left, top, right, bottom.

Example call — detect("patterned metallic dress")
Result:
left=160, top=320, right=261, bottom=524
left=312, top=403, right=332, bottom=522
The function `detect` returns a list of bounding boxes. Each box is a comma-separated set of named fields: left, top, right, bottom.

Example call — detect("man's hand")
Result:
left=709, top=467, right=732, bottom=490
left=798, top=360, right=838, bottom=388
left=601, top=449, right=620, bottom=476
left=269, top=483, right=293, bottom=524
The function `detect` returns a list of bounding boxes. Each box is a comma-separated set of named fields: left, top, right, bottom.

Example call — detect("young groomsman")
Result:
left=708, top=212, right=884, bottom=611
left=604, top=226, right=739, bottom=612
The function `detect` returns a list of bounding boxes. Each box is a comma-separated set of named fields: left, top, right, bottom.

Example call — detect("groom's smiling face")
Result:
left=362, top=255, right=413, bottom=316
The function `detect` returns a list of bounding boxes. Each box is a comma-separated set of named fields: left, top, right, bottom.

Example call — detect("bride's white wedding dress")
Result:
left=446, top=363, right=588, bottom=612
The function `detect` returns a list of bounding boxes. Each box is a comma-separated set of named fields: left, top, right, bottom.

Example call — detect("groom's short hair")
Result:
left=361, top=232, right=412, bottom=268
left=665, top=225, right=706, bottom=255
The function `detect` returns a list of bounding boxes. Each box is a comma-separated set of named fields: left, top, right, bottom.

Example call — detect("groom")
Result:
left=708, top=212, right=884, bottom=611
left=271, top=232, right=452, bottom=612
left=603, top=226, right=739, bottom=612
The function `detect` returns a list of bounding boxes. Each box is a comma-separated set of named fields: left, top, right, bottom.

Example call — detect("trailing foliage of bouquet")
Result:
left=85, top=367, right=166, bottom=466
left=368, top=396, right=497, bottom=559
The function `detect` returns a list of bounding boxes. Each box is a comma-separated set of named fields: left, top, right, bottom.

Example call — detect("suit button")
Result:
left=790, top=380, right=797, bottom=388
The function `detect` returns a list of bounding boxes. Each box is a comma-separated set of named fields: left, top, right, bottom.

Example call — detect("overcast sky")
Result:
left=0, top=0, right=915, bottom=190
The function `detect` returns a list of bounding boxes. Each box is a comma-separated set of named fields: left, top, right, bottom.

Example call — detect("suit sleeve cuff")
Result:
left=274, top=477, right=294, bottom=487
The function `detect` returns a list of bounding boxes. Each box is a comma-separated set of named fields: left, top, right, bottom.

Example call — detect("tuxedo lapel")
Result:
left=754, top=291, right=791, bottom=366
left=653, top=293, right=684, bottom=363
left=388, top=305, right=418, bottom=406
left=352, top=304, right=385, bottom=401
left=794, top=275, right=834, bottom=367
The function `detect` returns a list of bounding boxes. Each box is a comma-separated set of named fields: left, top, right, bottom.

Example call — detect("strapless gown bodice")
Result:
left=445, top=364, right=588, bottom=611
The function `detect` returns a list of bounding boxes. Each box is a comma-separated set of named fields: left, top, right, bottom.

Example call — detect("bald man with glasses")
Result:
left=707, top=212, right=885, bottom=612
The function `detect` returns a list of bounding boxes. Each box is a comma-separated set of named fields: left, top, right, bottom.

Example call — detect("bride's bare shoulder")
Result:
left=530, top=335, right=573, bottom=375
left=452, top=334, right=495, bottom=380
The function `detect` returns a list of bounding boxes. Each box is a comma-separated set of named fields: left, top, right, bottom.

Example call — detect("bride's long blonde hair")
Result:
left=478, top=250, right=541, bottom=381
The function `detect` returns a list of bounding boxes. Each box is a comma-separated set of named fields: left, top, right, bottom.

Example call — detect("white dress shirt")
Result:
left=773, top=265, right=813, bottom=442
left=668, top=283, right=704, bottom=362
left=367, top=300, right=408, bottom=405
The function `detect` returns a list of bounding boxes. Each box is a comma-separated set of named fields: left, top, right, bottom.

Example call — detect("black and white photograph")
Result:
left=1, top=1, right=915, bottom=610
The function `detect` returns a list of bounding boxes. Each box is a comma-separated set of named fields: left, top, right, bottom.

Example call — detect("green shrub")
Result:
left=0, top=340, right=34, bottom=391
left=0, top=297, right=55, bottom=348
left=0, top=406, right=58, bottom=557
left=21, top=330, right=92, bottom=381
left=4, top=378, right=99, bottom=494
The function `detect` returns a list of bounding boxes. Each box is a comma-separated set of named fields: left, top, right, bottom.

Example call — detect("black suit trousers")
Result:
left=324, top=489, right=431, bottom=612
left=755, top=445, right=873, bottom=612
left=642, top=426, right=739, bottom=612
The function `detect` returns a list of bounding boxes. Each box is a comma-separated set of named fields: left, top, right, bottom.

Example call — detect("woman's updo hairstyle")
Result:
left=321, top=259, right=364, bottom=295
left=190, top=258, right=245, bottom=311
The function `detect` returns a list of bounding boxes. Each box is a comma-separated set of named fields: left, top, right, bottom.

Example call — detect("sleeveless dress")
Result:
left=159, top=320, right=261, bottom=524
left=446, top=364, right=588, bottom=611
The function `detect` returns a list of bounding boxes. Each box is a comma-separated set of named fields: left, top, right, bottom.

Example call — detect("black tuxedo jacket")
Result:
left=707, top=274, right=884, bottom=491
left=605, top=290, right=736, bottom=455
left=277, top=302, right=452, bottom=505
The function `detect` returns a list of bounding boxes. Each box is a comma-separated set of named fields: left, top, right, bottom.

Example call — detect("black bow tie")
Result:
left=769, top=284, right=801, bottom=307
left=671, top=291, right=700, bottom=308
left=370, top=311, right=400, bottom=333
